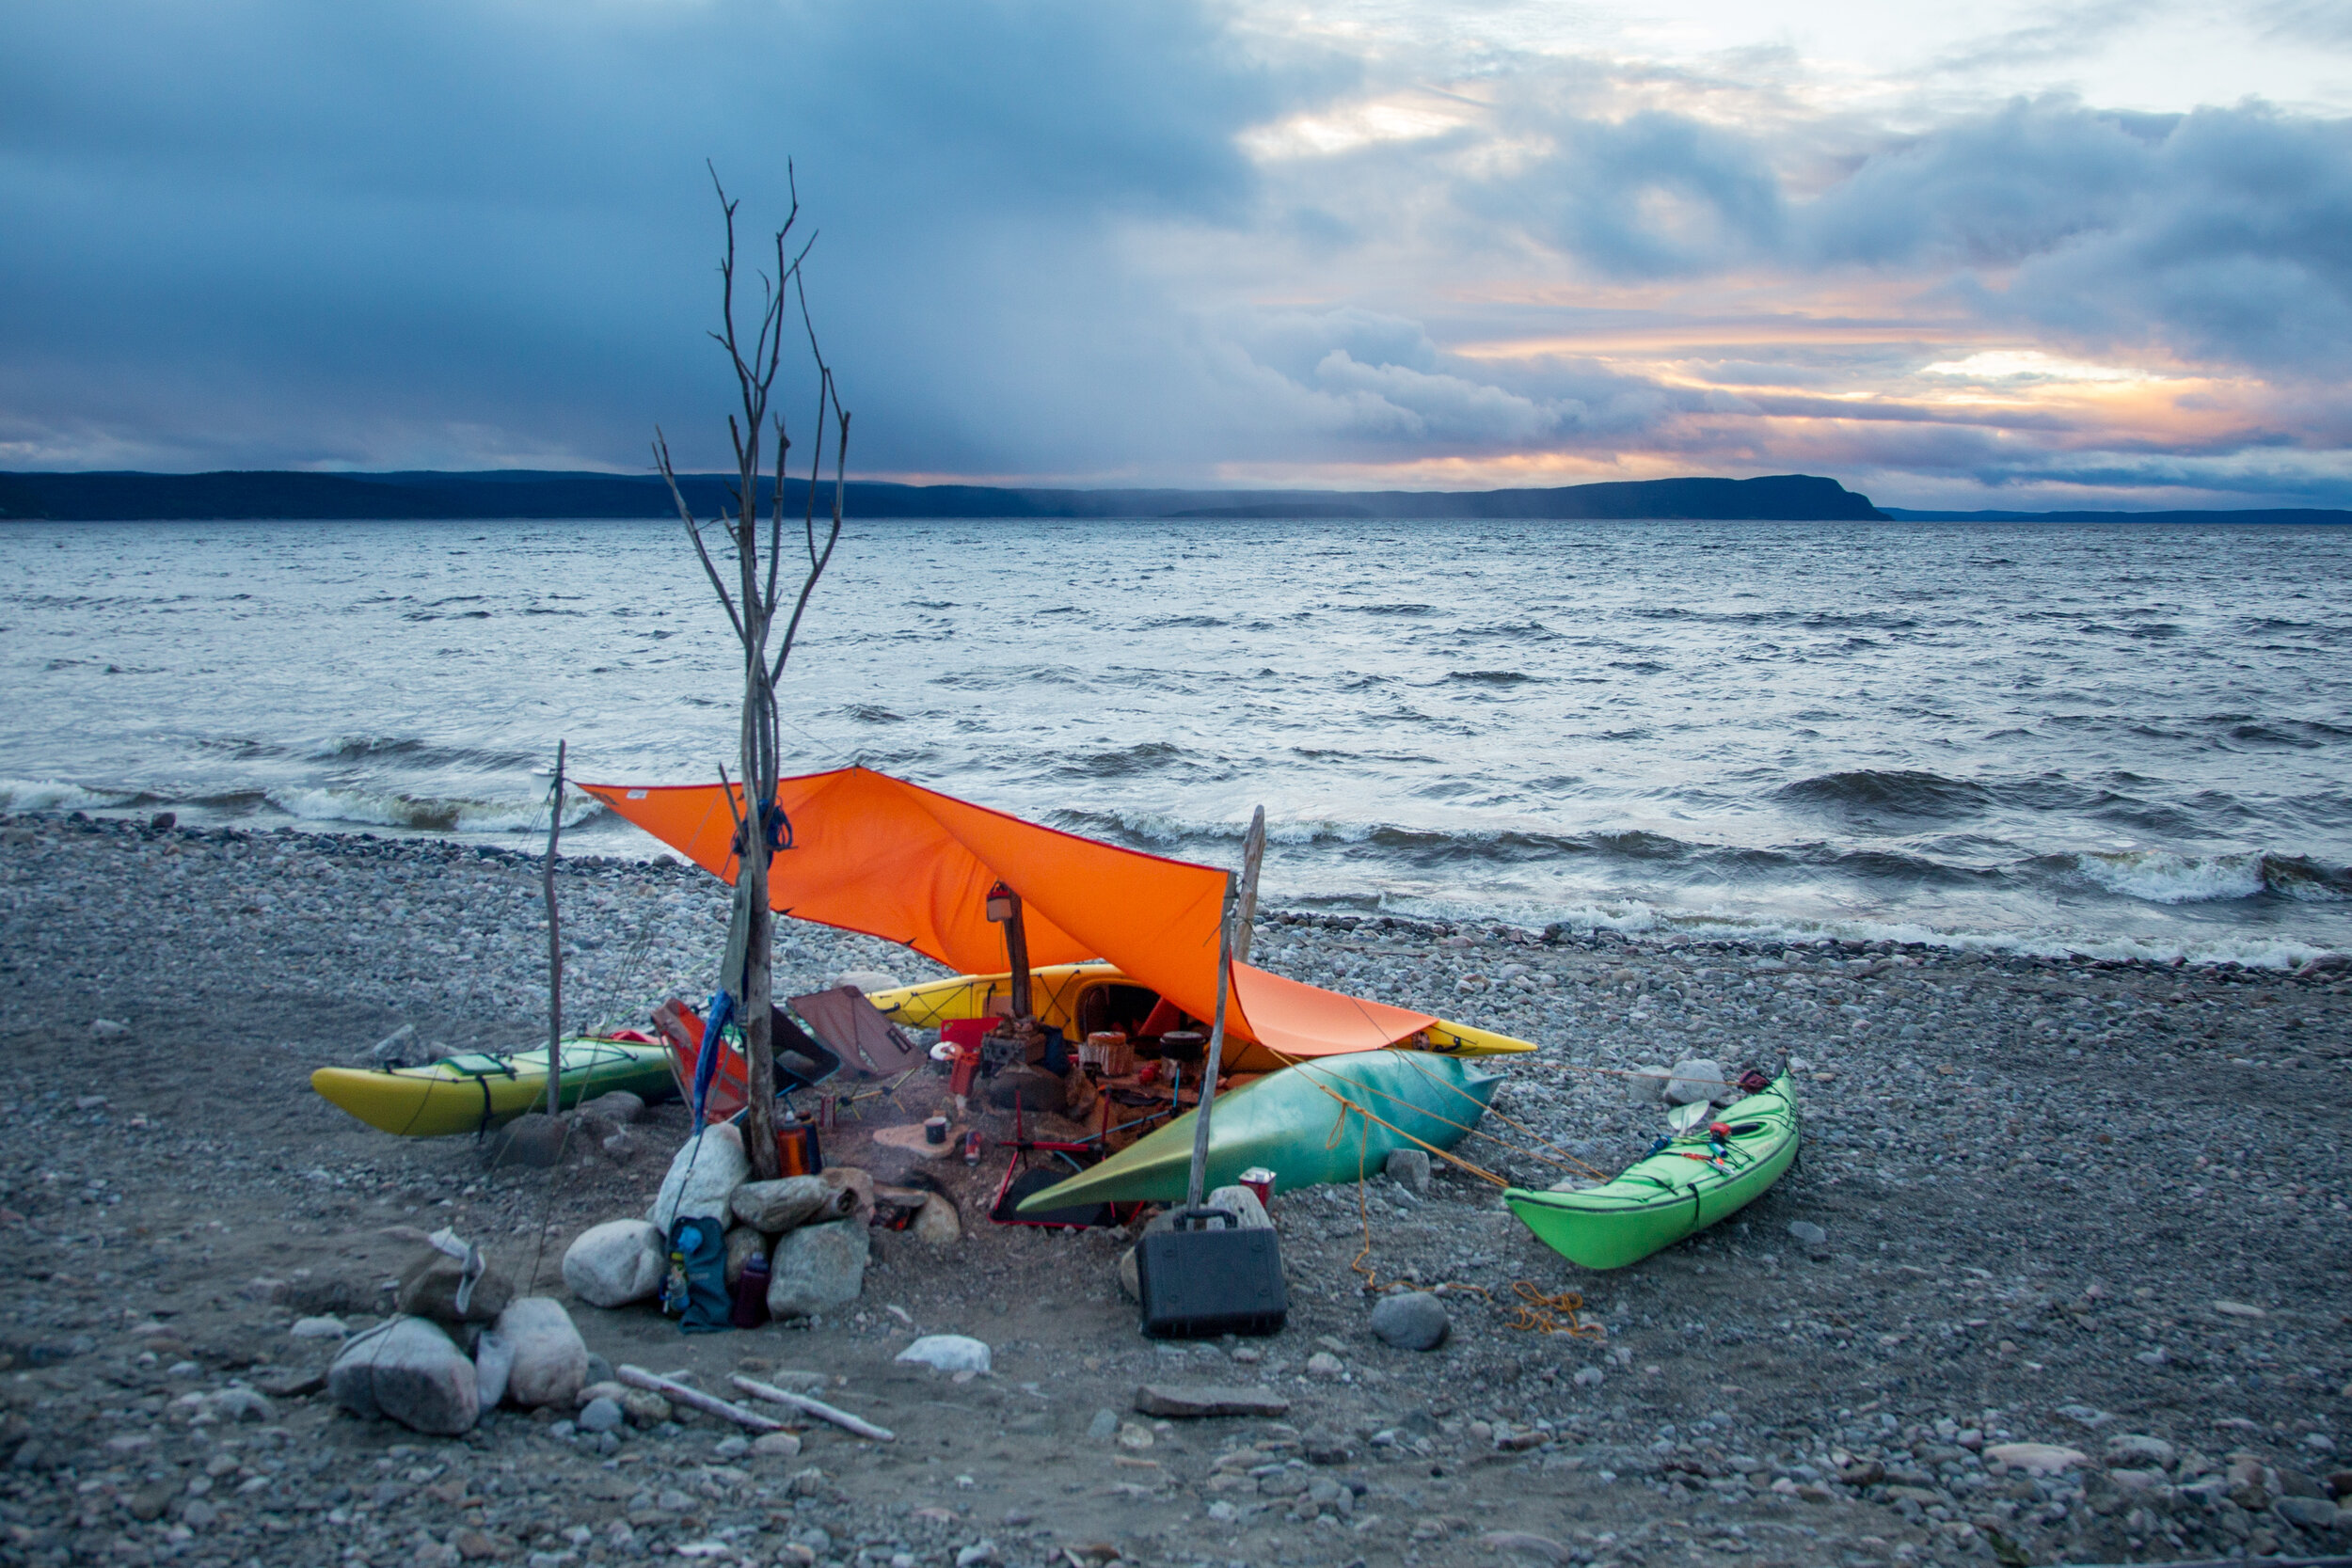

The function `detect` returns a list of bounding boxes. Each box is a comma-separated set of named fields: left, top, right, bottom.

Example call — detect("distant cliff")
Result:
left=0, top=468, right=1887, bottom=522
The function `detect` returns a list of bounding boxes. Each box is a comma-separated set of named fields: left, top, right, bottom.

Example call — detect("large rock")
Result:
left=766, top=1219, right=869, bottom=1320
left=649, top=1123, right=749, bottom=1231
left=1626, top=1066, right=1671, bottom=1104
left=1202, top=1185, right=1273, bottom=1229
left=2106, top=1433, right=2177, bottom=1469
left=328, top=1317, right=480, bottom=1435
left=1665, top=1058, right=1730, bottom=1107
left=1132, top=1384, right=1291, bottom=1418
left=818, top=1165, right=876, bottom=1225
left=724, top=1226, right=771, bottom=1289
left=578, top=1380, right=671, bottom=1426
left=985, top=1070, right=1065, bottom=1114
left=487, top=1111, right=569, bottom=1169
left=495, top=1297, right=587, bottom=1410
left=1385, top=1148, right=1432, bottom=1196
left=583, top=1090, right=645, bottom=1124
left=912, top=1194, right=961, bottom=1246
left=562, top=1220, right=666, bottom=1308
left=730, top=1176, right=854, bottom=1234
left=1370, top=1291, right=1450, bottom=1351
left=896, top=1335, right=991, bottom=1374
left=395, top=1241, right=513, bottom=1325
left=1985, top=1443, right=2088, bottom=1475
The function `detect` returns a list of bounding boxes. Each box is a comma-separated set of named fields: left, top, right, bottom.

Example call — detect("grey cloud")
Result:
left=1464, top=105, right=1787, bottom=277
left=0, top=0, right=1350, bottom=473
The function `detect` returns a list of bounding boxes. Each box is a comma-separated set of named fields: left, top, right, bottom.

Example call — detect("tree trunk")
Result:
left=739, top=847, right=779, bottom=1180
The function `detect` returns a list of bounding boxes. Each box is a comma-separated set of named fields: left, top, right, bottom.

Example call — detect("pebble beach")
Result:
left=1, top=813, right=2348, bottom=1568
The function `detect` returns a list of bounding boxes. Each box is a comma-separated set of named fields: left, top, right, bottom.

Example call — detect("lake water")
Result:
left=5, top=516, right=2348, bottom=966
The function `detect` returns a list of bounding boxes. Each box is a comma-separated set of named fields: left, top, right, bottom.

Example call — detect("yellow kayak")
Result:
left=866, top=962, right=1533, bottom=1070
left=310, top=1037, right=675, bottom=1138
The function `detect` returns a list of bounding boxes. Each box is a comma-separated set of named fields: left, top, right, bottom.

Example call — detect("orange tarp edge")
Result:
left=578, top=767, right=1438, bottom=1058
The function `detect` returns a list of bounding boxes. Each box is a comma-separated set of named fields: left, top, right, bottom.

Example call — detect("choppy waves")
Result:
left=7, top=515, right=2351, bottom=965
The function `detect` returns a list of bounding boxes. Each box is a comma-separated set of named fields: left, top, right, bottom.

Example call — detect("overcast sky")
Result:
left=5, top=0, right=2349, bottom=507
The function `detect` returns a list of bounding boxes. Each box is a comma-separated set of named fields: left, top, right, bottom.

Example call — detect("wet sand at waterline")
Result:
left=1, top=816, right=2345, bottom=1568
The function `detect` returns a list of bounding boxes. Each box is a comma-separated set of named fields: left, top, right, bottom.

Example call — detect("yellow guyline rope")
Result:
left=1257, top=1049, right=1606, bottom=1340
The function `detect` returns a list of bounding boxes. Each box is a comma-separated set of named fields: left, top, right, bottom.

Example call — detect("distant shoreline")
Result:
left=5, top=468, right=2345, bottom=523
left=2, top=470, right=1890, bottom=522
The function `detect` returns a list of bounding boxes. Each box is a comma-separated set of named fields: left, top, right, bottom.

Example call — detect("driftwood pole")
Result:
left=654, top=164, right=849, bottom=1180
left=542, top=739, right=566, bottom=1116
left=1185, top=805, right=1265, bottom=1212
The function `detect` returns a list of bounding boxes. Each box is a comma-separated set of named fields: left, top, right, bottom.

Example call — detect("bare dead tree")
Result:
left=653, top=162, right=850, bottom=1180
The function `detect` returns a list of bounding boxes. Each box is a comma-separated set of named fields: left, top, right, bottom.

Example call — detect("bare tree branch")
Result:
left=654, top=429, right=743, bottom=642
left=656, top=163, right=847, bottom=1180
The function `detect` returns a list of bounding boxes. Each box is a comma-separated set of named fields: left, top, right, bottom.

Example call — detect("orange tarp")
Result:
left=578, top=767, right=1436, bottom=1059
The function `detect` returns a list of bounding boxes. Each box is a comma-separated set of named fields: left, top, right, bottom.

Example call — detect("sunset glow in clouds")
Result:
left=3, top=0, right=2349, bottom=507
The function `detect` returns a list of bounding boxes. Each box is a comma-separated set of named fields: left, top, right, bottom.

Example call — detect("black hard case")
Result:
left=1135, top=1207, right=1288, bottom=1338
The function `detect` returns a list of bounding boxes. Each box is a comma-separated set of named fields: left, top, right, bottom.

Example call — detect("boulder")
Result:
left=829, top=969, right=900, bottom=994
left=395, top=1241, right=513, bottom=1325
left=912, top=1194, right=961, bottom=1246
left=895, top=1335, right=991, bottom=1374
left=649, top=1123, right=749, bottom=1231
left=328, top=1317, right=480, bottom=1436
left=1370, top=1291, right=1450, bottom=1352
left=488, top=1111, right=569, bottom=1169
left=578, top=1380, right=671, bottom=1426
left=577, top=1396, right=625, bottom=1434
left=1132, top=1384, right=1291, bottom=1418
left=818, top=1165, right=876, bottom=1226
left=724, top=1226, right=772, bottom=1289
left=562, top=1220, right=666, bottom=1308
left=495, top=1297, right=587, bottom=1410
left=1385, top=1148, right=1432, bottom=1196
left=985, top=1070, right=1065, bottom=1114
left=370, top=1023, right=420, bottom=1068
left=766, top=1219, right=869, bottom=1320
left=583, top=1089, right=645, bottom=1124
left=1626, top=1066, right=1671, bottom=1104
left=1665, top=1058, right=1730, bottom=1107
left=471, top=1328, right=515, bottom=1410
left=1203, top=1185, right=1273, bottom=1229
left=729, top=1176, right=854, bottom=1234
left=1985, top=1443, right=2088, bottom=1475
left=2106, top=1433, right=2178, bottom=1469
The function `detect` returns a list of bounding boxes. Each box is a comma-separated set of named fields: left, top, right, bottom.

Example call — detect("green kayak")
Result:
left=1504, top=1071, right=1799, bottom=1270
left=1017, top=1052, right=1505, bottom=1214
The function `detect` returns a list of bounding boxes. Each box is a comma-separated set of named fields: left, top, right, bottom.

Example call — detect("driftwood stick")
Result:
left=615, top=1366, right=787, bottom=1433
left=729, top=1373, right=895, bottom=1441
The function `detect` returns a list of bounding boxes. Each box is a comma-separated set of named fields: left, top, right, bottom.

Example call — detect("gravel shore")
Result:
left=1, top=814, right=2347, bottom=1568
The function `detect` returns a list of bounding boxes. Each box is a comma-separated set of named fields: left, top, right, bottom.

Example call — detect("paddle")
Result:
left=1184, top=805, right=1265, bottom=1212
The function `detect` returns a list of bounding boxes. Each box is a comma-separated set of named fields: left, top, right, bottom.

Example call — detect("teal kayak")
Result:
left=1503, top=1071, right=1799, bottom=1270
left=1016, top=1052, right=1504, bottom=1214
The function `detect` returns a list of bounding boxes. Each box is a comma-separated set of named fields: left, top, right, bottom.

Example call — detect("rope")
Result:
left=1391, top=1049, right=1610, bottom=1180
left=1504, top=1282, right=1607, bottom=1338
left=1329, top=1085, right=1607, bottom=1340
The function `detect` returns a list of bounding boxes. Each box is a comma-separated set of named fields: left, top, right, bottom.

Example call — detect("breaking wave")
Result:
left=0, top=778, right=136, bottom=813
left=2069, top=848, right=2351, bottom=904
left=263, top=786, right=604, bottom=834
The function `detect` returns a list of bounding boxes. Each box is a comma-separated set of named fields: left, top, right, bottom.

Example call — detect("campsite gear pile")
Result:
left=328, top=1229, right=590, bottom=1436
left=561, top=1120, right=909, bottom=1330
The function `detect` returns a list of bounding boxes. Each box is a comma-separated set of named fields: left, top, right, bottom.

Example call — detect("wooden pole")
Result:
left=1185, top=805, right=1264, bottom=1212
left=1004, top=889, right=1032, bottom=1020
left=542, top=740, right=566, bottom=1117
